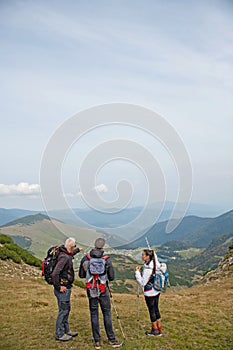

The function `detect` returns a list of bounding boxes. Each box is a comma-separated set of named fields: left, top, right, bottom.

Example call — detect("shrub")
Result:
left=0, top=234, right=14, bottom=244
left=4, top=243, right=41, bottom=267
left=0, top=246, right=8, bottom=260
left=0, top=246, right=21, bottom=263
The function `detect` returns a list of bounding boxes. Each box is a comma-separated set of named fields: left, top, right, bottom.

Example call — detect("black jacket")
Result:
left=52, top=245, right=80, bottom=291
left=78, top=248, right=114, bottom=281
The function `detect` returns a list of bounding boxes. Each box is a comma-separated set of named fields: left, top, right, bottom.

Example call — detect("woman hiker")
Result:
left=135, top=249, right=162, bottom=336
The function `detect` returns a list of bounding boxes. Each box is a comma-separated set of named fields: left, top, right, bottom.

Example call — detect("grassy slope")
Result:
left=0, top=218, right=101, bottom=259
left=0, top=260, right=232, bottom=350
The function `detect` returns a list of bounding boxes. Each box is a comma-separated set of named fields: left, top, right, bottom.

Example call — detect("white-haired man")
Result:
left=52, top=237, right=83, bottom=341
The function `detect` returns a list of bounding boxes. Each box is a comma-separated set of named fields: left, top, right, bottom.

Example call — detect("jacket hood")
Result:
left=59, top=245, right=72, bottom=255
left=90, top=248, right=104, bottom=258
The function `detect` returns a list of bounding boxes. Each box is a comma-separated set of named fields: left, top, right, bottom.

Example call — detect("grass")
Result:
left=0, top=260, right=232, bottom=350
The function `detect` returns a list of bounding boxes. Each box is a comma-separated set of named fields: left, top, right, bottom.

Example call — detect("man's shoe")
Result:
left=108, top=339, right=123, bottom=348
left=145, top=328, right=161, bottom=336
left=56, top=334, right=73, bottom=341
left=66, top=331, right=78, bottom=337
left=94, top=341, right=101, bottom=349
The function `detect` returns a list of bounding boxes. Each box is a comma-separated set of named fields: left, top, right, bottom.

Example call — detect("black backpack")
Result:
left=42, top=246, right=60, bottom=284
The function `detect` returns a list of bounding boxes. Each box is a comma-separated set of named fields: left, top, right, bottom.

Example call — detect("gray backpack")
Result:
left=85, top=254, right=109, bottom=297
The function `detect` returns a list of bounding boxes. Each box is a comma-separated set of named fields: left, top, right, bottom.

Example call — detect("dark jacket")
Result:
left=78, top=248, right=114, bottom=281
left=52, top=245, right=80, bottom=291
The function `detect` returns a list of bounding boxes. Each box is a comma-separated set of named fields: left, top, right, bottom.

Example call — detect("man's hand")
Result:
left=60, top=286, right=67, bottom=293
left=79, top=247, right=84, bottom=252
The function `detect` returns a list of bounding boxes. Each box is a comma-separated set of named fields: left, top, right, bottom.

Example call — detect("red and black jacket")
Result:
left=52, top=245, right=80, bottom=291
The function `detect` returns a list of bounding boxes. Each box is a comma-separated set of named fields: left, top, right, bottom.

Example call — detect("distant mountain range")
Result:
left=0, top=206, right=232, bottom=255
left=0, top=201, right=229, bottom=226
left=118, top=209, right=233, bottom=249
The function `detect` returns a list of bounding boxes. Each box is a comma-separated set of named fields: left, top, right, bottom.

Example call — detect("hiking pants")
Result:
left=54, top=288, right=71, bottom=338
left=87, top=289, right=116, bottom=342
left=145, top=294, right=161, bottom=322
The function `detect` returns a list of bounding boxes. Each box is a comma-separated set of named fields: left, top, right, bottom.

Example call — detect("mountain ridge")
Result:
left=0, top=208, right=39, bottom=226
left=118, top=209, right=233, bottom=249
left=0, top=213, right=63, bottom=227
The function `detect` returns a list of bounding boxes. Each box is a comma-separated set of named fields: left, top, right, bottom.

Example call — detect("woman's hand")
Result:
left=135, top=266, right=141, bottom=271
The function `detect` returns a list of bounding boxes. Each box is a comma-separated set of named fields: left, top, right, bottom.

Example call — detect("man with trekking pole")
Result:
left=79, top=238, right=123, bottom=349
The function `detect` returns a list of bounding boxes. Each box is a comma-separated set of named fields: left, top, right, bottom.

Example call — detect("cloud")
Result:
left=64, top=186, right=108, bottom=198
left=0, top=182, right=41, bottom=196
left=94, top=184, right=108, bottom=193
left=66, top=191, right=84, bottom=197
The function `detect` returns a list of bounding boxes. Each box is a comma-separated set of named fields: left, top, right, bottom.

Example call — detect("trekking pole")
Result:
left=145, top=236, right=151, bottom=250
left=137, top=284, right=140, bottom=339
left=107, top=285, right=126, bottom=340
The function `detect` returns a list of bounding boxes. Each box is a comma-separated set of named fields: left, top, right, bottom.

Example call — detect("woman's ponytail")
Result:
left=143, top=248, right=156, bottom=275
left=152, top=252, right=156, bottom=276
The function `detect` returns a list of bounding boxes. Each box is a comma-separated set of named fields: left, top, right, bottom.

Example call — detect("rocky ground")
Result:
left=201, top=245, right=233, bottom=283
left=0, top=259, right=42, bottom=281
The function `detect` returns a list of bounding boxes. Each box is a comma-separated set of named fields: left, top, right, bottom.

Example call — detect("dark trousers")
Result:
left=54, top=288, right=71, bottom=338
left=87, top=289, right=115, bottom=342
left=145, top=294, right=161, bottom=323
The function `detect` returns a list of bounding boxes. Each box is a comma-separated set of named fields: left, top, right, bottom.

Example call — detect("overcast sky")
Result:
left=0, top=0, right=232, bottom=213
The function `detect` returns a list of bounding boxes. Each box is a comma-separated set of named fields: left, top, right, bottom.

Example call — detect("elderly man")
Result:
left=52, top=237, right=83, bottom=341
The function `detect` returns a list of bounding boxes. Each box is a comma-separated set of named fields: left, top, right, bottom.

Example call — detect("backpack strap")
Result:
left=86, top=254, right=109, bottom=261
left=52, top=246, right=60, bottom=257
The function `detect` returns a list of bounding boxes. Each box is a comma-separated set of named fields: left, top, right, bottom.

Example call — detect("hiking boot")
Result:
left=56, top=334, right=73, bottom=341
left=108, top=339, right=123, bottom=348
left=157, top=326, right=162, bottom=335
left=66, top=331, right=78, bottom=337
left=94, top=341, right=101, bottom=349
left=145, top=328, right=161, bottom=336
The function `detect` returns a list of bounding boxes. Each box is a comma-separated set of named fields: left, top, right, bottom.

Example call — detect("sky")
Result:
left=0, top=0, right=232, bottom=214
